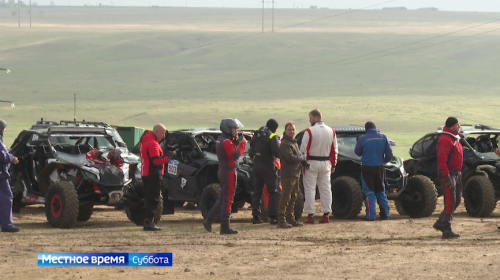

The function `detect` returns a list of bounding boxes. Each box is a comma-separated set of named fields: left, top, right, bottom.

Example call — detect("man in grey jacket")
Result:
left=277, top=122, right=304, bottom=228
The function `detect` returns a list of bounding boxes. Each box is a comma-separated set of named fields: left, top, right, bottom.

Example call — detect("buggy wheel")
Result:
left=331, top=176, right=363, bottom=219
left=125, top=192, right=163, bottom=226
left=45, top=181, right=79, bottom=228
left=77, top=204, right=94, bottom=222
left=199, top=183, right=221, bottom=223
left=12, top=194, right=23, bottom=213
left=399, top=175, right=437, bottom=218
left=464, top=175, right=496, bottom=217
left=294, top=188, right=305, bottom=221
left=394, top=200, right=406, bottom=216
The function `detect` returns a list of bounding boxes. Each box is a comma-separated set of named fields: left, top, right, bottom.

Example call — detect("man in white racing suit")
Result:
left=299, top=109, right=338, bottom=224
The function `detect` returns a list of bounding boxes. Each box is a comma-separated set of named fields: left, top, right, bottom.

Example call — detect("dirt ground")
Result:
left=2, top=198, right=500, bottom=280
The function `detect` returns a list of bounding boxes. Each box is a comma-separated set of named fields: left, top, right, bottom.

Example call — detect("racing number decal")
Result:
left=167, top=163, right=178, bottom=176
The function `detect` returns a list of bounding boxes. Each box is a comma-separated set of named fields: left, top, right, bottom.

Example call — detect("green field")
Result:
left=1, top=7, right=500, bottom=157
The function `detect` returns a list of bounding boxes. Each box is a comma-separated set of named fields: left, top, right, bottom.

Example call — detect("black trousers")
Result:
left=142, top=175, right=163, bottom=222
left=252, top=162, right=279, bottom=218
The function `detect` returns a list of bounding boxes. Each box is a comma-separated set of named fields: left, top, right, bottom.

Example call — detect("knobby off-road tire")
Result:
left=77, top=204, right=94, bottom=222
left=125, top=192, right=163, bottom=226
left=464, top=175, right=496, bottom=217
left=200, top=183, right=221, bottom=223
left=45, top=181, right=79, bottom=228
left=394, top=200, right=406, bottom=216
left=294, top=188, right=305, bottom=221
left=331, top=176, right=363, bottom=219
left=399, top=175, right=437, bottom=218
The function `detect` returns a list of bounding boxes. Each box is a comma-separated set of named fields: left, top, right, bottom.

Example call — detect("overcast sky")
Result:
left=32, top=1, right=500, bottom=13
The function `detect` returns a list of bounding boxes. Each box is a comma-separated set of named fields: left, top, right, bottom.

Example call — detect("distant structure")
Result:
left=310, top=5, right=317, bottom=9
left=382, top=7, right=407, bottom=11
left=417, top=7, right=438, bottom=11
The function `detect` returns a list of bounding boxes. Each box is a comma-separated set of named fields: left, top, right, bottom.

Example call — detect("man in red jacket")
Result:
left=433, top=117, right=462, bottom=239
left=139, top=123, right=170, bottom=231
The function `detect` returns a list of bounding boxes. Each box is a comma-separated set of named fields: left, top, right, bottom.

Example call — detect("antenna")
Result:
left=74, top=93, right=76, bottom=121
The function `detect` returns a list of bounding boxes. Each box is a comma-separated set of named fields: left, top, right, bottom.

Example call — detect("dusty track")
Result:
left=2, top=199, right=500, bottom=279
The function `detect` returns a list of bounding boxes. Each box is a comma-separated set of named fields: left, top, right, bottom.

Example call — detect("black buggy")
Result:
left=120, top=128, right=304, bottom=225
left=7, top=119, right=142, bottom=228
left=295, top=125, right=437, bottom=219
left=405, top=124, right=500, bottom=217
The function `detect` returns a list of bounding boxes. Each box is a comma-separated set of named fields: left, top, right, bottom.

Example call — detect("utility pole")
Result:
left=30, top=0, right=31, bottom=27
left=272, top=0, right=274, bottom=32
left=18, top=0, right=20, bottom=27
left=261, top=0, right=264, bottom=33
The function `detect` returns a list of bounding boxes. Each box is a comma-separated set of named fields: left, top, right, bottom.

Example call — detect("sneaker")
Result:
left=318, top=215, right=330, bottom=224
left=361, top=217, right=375, bottom=221
left=442, top=230, right=460, bottom=239
left=277, top=221, right=292, bottom=229
left=143, top=222, right=161, bottom=231
left=1, top=227, right=20, bottom=233
left=203, top=219, right=212, bottom=233
left=433, top=221, right=445, bottom=232
left=303, top=215, right=315, bottom=224
left=287, top=220, right=304, bottom=227
left=269, top=218, right=278, bottom=225
left=220, top=224, right=238, bottom=235
left=252, top=216, right=264, bottom=224
left=380, top=216, right=389, bottom=221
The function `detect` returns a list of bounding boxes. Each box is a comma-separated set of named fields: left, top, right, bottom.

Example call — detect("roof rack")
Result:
left=59, top=120, right=110, bottom=128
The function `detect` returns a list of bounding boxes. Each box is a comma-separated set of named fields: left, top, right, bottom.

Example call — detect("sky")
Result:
left=26, top=1, right=500, bottom=13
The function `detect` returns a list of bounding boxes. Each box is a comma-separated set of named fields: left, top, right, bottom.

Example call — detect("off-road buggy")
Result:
left=120, top=128, right=304, bottom=225
left=405, top=124, right=500, bottom=217
left=7, top=119, right=144, bottom=228
left=295, top=125, right=437, bottom=219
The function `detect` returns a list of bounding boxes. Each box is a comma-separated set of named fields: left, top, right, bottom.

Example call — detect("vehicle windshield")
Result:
left=337, top=135, right=361, bottom=161
left=48, top=134, right=115, bottom=150
left=108, top=129, right=126, bottom=144
left=463, top=133, right=500, bottom=156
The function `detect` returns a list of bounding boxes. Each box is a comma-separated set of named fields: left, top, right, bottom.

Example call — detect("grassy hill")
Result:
left=1, top=7, right=500, bottom=157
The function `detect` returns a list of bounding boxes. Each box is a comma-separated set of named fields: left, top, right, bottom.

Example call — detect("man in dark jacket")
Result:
left=433, top=117, right=462, bottom=239
left=203, top=118, right=246, bottom=234
left=0, top=119, right=20, bottom=233
left=249, top=119, right=280, bottom=225
left=354, top=121, right=393, bottom=221
left=277, top=122, right=303, bottom=228
left=139, top=123, right=170, bottom=231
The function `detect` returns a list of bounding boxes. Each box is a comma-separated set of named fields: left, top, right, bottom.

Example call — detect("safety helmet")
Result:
left=86, top=149, right=108, bottom=165
left=107, top=148, right=125, bottom=165
left=220, top=118, right=244, bottom=135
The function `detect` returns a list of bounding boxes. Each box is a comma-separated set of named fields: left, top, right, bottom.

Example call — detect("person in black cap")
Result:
left=249, top=119, right=281, bottom=225
left=0, top=119, right=20, bottom=233
left=433, top=117, right=462, bottom=239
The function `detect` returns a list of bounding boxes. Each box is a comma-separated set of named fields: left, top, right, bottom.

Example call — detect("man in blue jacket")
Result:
left=354, top=121, right=393, bottom=221
left=0, top=119, right=20, bottom=232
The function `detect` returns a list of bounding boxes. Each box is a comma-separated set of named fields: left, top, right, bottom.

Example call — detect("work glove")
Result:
left=444, top=175, right=453, bottom=189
